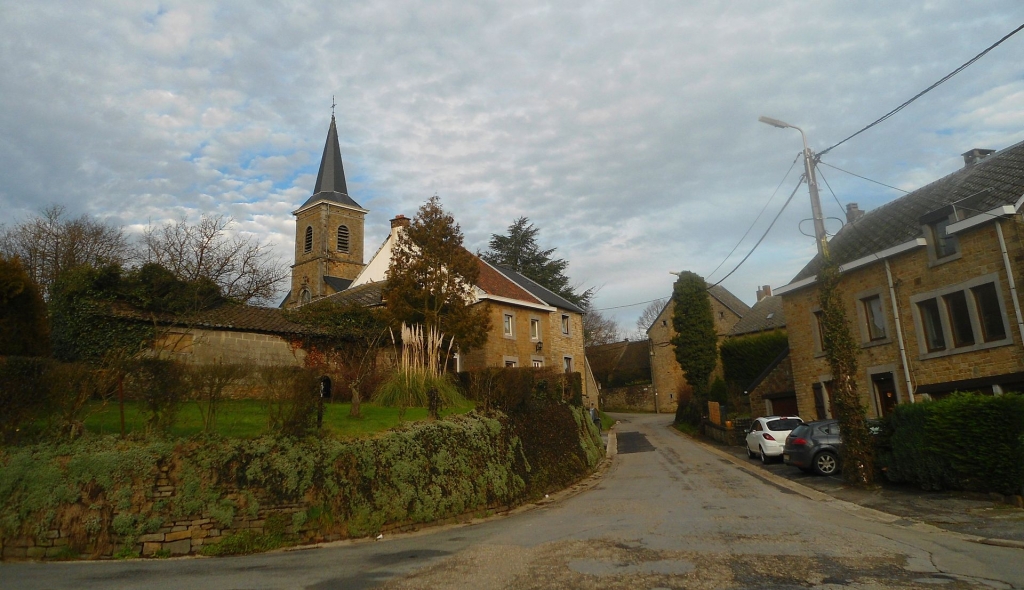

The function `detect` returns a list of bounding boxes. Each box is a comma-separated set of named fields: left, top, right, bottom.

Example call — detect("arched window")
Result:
left=300, top=288, right=311, bottom=305
left=303, top=226, right=313, bottom=253
left=337, top=225, right=350, bottom=253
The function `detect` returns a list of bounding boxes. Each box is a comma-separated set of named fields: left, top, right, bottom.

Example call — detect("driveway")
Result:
left=4, top=413, right=1022, bottom=589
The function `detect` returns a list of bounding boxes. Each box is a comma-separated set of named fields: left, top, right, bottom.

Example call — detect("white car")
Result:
left=745, top=416, right=803, bottom=464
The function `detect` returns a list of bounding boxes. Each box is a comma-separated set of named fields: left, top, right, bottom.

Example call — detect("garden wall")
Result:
left=0, top=405, right=603, bottom=560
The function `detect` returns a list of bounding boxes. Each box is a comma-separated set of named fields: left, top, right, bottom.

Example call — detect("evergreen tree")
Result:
left=383, top=196, right=490, bottom=352
left=482, top=217, right=592, bottom=308
left=670, top=271, right=718, bottom=424
left=0, top=256, right=50, bottom=357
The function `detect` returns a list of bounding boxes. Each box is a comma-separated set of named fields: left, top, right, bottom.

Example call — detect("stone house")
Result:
left=321, top=215, right=597, bottom=407
left=776, top=143, right=1024, bottom=420
left=724, top=288, right=795, bottom=417
left=646, top=284, right=749, bottom=413
left=585, top=339, right=653, bottom=411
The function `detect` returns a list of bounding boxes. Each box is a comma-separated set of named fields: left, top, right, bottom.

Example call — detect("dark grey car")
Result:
left=783, top=419, right=842, bottom=476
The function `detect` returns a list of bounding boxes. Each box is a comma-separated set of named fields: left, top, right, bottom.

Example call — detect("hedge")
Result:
left=719, top=330, right=788, bottom=390
left=880, top=392, right=1024, bottom=495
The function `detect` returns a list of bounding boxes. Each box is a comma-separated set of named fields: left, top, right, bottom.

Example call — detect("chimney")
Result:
left=962, top=148, right=996, bottom=168
left=846, top=203, right=864, bottom=223
left=390, top=214, right=410, bottom=229
left=756, top=285, right=772, bottom=301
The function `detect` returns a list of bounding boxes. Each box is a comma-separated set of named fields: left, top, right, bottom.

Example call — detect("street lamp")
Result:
left=758, top=116, right=829, bottom=258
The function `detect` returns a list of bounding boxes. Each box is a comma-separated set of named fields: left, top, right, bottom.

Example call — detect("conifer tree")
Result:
left=383, top=197, right=490, bottom=352
left=670, top=271, right=717, bottom=424
left=482, top=216, right=592, bottom=308
left=0, top=256, right=50, bottom=357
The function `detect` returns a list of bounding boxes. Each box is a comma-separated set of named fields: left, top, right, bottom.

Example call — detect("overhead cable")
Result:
left=818, top=22, right=1024, bottom=157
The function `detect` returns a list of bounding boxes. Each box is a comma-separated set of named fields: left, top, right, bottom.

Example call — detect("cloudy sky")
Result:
left=2, top=2, right=1023, bottom=329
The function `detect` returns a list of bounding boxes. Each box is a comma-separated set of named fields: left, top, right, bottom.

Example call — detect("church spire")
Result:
left=313, top=115, right=349, bottom=196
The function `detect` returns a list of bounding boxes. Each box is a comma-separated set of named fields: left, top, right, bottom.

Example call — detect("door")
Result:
left=872, top=372, right=898, bottom=417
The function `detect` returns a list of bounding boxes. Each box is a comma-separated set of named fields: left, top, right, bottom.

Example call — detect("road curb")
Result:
left=664, top=424, right=1022, bottom=549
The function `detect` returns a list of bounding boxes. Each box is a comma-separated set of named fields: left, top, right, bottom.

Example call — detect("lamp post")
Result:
left=758, top=116, right=829, bottom=258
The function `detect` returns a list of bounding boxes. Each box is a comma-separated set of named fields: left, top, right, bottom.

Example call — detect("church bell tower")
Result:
left=287, top=115, right=367, bottom=307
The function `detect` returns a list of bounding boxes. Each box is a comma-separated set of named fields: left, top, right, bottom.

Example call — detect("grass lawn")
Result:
left=82, top=399, right=476, bottom=439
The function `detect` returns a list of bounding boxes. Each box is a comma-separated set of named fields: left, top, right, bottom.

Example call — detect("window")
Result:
left=973, top=283, right=1007, bottom=342
left=505, top=360, right=517, bottom=368
left=530, top=318, right=540, bottom=340
left=299, top=288, right=312, bottom=305
left=561, top=314, right=570, bottom=335
left=913, top=277, right=1011, bottom=357
left=532, top=359, right=543, bottom=368
left=812, top=310, right=825, bottom=352
left=943, top=291, right=975, bottom=347
left=303, top=226, right=313, bottom=253
left=336, top=225, right=350, bottom=253
left=918, top=298, right=946, bottom=352
left=862, top=295, right=887, bottom=341
left=503, top=313, right=514, bottom=337
left=930, top=217, right=959, bottom=259
left=563, top=356, right=574, bottom=372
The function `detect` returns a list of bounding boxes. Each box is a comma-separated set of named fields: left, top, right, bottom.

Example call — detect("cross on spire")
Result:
left=331, top=95, right=336, bottom=118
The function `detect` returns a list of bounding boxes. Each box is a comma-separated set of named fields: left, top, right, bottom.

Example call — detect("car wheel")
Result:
left=759, top=447, right=769, bottom=464
left=813, top=451, right=839, bottom=476
left=746, top=445, right=755, bottom=459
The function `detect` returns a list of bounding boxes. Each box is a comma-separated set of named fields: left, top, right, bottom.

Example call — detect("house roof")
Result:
left=323, top=276, right=353, bottom=293
left=708, top=284, right=751, bottom=317
left=729, top=295, right=786, bottom=336
left=107, top=302, right=311, bottom=336
left=296, top=116, right=364, bottom=213
left=744, top=345, right=790, bottom=394
left=493, top=264, right=585, bottom=313
left=585, top=339, right=651, bottom=385
left=475, top=259, right=541, bottom=303
left=791, top=138, right=1024, bottom=282
left=320, top=281, right=385, bottom=307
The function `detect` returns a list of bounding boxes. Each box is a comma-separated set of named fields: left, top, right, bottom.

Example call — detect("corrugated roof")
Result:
left=492, top=264, right=585, bottom=313
left=319, top=281, right=385, bottom=307
left=792, top=138, right=1024, bottom=282
left=729, top=295, right=786, bottom=336
left=323, top=276, right=353, bottom=292
left=107, top=302, right=311, bottom=336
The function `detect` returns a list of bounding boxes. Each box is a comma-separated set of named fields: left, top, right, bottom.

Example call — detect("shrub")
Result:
left=125, top=359, right=189, bottom=434
left=0, top=256, right=50, bottom=357
left=0, top=356, right=55, bottom=442
left=457, top=367, right=578, bottom=413
left=260, top=366, right=320, bottom=437
left=719, top=330, right=788, bottom=389
left=881, top=392, right=1024, bottom=495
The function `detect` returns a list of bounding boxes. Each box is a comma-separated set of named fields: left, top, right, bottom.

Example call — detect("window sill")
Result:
left=916, top=337, right=1013, bottom=361
left=927, top=251, right=962, bottom=268
left=860, top=338, right=893, bottom=349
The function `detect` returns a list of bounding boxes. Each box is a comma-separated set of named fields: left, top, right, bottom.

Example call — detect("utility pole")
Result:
left=759, top=116, right=829, bottom=258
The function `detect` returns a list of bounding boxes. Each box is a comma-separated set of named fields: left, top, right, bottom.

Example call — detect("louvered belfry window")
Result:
left=337, top=225, right=350, bottom=253
left=304, top=226, right=313, bottom=253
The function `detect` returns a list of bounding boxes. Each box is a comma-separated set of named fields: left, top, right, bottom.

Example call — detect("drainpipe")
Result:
left=884, top=259, right=915, bottom=403
left=995, top=220, right=1024, bottom=343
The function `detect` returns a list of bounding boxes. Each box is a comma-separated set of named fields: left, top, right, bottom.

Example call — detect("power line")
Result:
left=591, top=297, right=664, bottom=312
left=706, top=152, right=802, bottom=281
left=708, top=177, right=804, bottom=289
left=818, top=161, right=909, bottom=194
left=815, top=165, right=847, bottom=220
left=819, top=22, right=1024, bottom=157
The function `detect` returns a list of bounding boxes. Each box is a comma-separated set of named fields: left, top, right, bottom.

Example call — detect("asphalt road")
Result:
left=4, top=413, right=1022, bottom=589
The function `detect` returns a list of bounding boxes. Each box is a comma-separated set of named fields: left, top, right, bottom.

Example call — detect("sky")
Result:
left=2, top=2, right=1023, bottom=332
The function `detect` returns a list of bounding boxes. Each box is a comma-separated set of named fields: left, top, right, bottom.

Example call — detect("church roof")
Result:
left=296, top=116, right=365, bottom=213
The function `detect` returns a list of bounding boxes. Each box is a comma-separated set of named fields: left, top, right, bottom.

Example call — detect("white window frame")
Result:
left=563, top=355, right=574, bottom=373
left=561, top=314, right=570, bottom=336
left=503, top=312, right=515, bottom=339
left=530, top=317, right=541, bottom=341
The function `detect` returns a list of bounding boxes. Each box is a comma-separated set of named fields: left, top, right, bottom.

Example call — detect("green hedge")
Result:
left=719, top=330, right=788, bottom=390
left=880, top=392, right=1024, bottom=495
left=457, top=367, right=583, bottom=412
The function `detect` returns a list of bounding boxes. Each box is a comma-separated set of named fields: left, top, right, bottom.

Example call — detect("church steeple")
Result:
left=313, top=115, right=349, bottom=196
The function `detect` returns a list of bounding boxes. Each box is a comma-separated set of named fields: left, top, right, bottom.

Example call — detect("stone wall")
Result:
left=600, top=383, right=658, bottom=413
left=154, top=328, right=307, bottom=367
left=781, top=217, right=1024, bottom=420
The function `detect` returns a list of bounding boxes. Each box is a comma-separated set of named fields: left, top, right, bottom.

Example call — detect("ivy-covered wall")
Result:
left=0, top=405, right=603, bottom=560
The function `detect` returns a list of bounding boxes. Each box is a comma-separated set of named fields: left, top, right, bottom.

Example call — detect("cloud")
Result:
left=1, top=0, right=1023, bottom=327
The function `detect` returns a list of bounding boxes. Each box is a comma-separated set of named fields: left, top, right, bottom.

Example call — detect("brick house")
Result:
left=325, top=216, right=596, bottom=407
left=776, top=143, right=1024, bottom=420
left=646, top=284, right=749, bottom=413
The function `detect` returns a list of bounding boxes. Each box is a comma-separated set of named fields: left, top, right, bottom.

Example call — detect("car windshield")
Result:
left=767, top=418, right=802, bottom=431
left=789, top=424, right=810, bottom=437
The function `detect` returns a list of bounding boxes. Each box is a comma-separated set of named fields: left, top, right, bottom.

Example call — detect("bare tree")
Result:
left=634, top=298, right=668, bottom=336
left=0, top=205, right=132, bottom=295
left=140, top=215, right=287, bottom=306
left=583, top=306, right=621, bottom=347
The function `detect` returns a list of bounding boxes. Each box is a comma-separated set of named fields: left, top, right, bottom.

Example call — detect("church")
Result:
left=280, top=117, right=596, bottom=404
